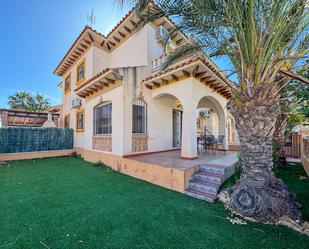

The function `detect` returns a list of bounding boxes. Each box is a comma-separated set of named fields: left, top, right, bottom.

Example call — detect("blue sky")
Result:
left=0, top=0, right=130, bottom=108
left=0, top=0, right=232, bottom=108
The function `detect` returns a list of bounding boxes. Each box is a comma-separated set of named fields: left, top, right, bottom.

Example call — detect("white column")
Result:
left=181, top=105, right=198, bottom=159
left=218, top=111, right=228, bottom=150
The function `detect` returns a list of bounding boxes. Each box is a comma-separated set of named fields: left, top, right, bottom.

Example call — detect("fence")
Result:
left=283, top=132, right=302, bottom=158
left=301, top=137, right=309, bottom=176
left=0, top=127, right=73, bottom=153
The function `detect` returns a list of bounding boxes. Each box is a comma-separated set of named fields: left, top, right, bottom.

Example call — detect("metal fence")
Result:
left=0, top=127, right=73, bottom=153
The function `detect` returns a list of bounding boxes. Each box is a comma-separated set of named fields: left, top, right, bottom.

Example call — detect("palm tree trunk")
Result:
left=226, top=86, right=301, bottom=223
left=273, top=113, right=288, bottom=164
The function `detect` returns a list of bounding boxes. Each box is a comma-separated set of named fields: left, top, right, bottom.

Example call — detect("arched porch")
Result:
left=150, top=77, right=229, bottom=159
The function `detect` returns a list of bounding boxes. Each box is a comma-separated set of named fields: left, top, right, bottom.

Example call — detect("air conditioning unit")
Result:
left=198, top=108, right=210, bottom=118
left=72, top=98, right=82, bottom=109
left=155, top=26, right=168, bottom=42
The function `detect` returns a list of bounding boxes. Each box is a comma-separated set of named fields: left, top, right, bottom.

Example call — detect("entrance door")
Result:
left=172, top=110, right=182, bottom=147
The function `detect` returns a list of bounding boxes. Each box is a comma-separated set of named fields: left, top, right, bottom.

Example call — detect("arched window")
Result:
left=94, top=102, right=112, bottom=134
left=132, top=99, right=147, bottom=134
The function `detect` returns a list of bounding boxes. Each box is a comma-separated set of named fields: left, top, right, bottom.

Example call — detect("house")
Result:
left=54, top=6, right=240, bottom=201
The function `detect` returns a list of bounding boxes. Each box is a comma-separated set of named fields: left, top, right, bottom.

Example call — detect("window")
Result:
left=64, top=114, right=70, bottom=128
left=94, top=103, right=112, bottom=134
left=132, top=99, right=147, bottom=134
left=76, top=109, right=85, bottom=132
left=76, top=58, right=86, bottom=85
left=64, top=73, right=71, bottom=94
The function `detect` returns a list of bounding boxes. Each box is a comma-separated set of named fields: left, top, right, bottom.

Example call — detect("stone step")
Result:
left=184, top=189, right=217, bottom=202
left=194, top=171, right=224, bottom=185
left=188, top=179, right=220, bottom=194
left=199, top=164, right=226, bottom=175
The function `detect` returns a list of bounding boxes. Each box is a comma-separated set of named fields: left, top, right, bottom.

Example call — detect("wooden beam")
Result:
left=118, top=31, right=125, bottom=38
left=183, top=70, right=190, bottom=77
left=83, top=39, right=92, bottom=45
left=74, top=51, right=82, bottom=56
left=113, top=36, right=120, bottom=43
left=77, top=47, right=85, bottom=53
left=176, top=38, right=183, bottom=45
left=162, top=78, right=169, bottom=84
left=105, top=78, right=115, bottom=84
left=145, top=84, right=152, bottom=90
left=170, top=33, right=177, bottom=40
left=200, top=75, right=212, bottom=82
left=152, top=82, right=161, bottom=87
left=214, top=86, right=225, bottom=91
left=192, top=65, right=199, bottom=77
left=109, top=41, right=116, bottom=47
left=88, top=33, right=94, bottom=42
left=130, top=20, right=136, bottom=27
left=171, top=74, right=179, bottom=81
left=80, top=44, right=88, bottom=49
left=195, top=72, right=205, bottom=78
left=100, top=40, right=105, bottom=46
left=124, top=25, right=131, bottom=33
left=71, top=54, right=78, bottom=59
left=206, top=79, right=217, bottom=85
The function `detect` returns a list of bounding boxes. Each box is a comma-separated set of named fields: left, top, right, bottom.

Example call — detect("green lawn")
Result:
left=0, top=157, right=308, bottom=249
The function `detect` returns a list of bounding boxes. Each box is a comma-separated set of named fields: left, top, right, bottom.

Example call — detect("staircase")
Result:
left=184, top=164, right=227, bottom=202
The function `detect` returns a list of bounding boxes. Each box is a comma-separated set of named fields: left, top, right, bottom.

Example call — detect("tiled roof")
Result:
left=75, top=68, right=112, bottom=92
left=142, top=56, right=231, bottom=88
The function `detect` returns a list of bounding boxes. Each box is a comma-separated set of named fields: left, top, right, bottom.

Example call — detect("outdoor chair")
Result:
left=204, top=135, right=215, bottom=155
left=197, top=135, right=206, bottom=155
left=216, top=135, right=225, bottom=154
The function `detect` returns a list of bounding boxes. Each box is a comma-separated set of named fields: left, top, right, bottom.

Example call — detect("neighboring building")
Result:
left=54, top=5, right=239, bottom=160
left=0, top=107, right=61, bottom=128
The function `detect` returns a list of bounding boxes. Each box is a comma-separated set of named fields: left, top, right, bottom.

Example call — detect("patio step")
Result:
left=199, top=164, right=226, bottom=175
left=184, top=189, right=217, bottom=202
left=184, top=164, right=226, bottom=202
left=188, top=179, right=220, bottom=195
left=193, top=171, right=224, bottom=184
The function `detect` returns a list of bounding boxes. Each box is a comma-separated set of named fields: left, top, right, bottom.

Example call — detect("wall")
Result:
left=76, top=147, right=198, bottom=193
left=0, top=149, right=74, bottom=161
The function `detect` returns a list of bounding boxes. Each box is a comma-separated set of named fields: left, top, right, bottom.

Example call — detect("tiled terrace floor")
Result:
left=130, top=149, right=238, bottom=171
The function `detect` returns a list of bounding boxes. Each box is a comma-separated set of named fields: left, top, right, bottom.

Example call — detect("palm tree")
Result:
left=8, top=92, right=51, bottom=112
left=118, top=0, right=308, bottom=223
left=33, top=93, right=50, bottom=112
left=8, top=91, right=32, bottom=111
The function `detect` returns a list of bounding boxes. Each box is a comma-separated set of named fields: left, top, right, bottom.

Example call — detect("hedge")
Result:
left=0, top=127, right=73, bottom=153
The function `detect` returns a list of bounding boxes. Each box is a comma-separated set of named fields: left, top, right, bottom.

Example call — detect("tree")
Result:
left=8, top=91, right=33, bottom=111
left=33, top=93, right=51, bottom=112
left=118, top=0, right=308, bottom=223
left=273, top=62, right=309, bottom=165
left=8, top=91, right=51, bottom=112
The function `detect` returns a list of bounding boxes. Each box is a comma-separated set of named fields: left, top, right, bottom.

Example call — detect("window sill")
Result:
left=76, top=129, right=85, bottom=132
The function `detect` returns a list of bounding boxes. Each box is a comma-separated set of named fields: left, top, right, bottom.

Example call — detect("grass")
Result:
left=0, top=157, right=308, bottom=249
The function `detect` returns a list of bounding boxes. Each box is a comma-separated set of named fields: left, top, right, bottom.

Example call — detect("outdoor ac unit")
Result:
left=155, top=26, right=168, bottom=42
left=72, top=98, right=82, bottom=109
left=198, top=108, right=210, bottom=118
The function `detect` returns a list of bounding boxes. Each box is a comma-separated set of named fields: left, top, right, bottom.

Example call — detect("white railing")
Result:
left=151, top=55, right=167, bottom=73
